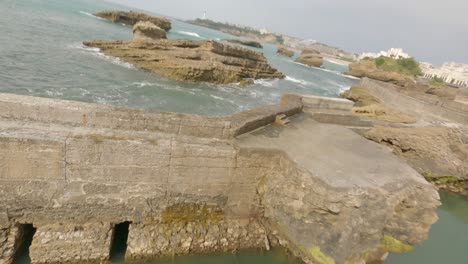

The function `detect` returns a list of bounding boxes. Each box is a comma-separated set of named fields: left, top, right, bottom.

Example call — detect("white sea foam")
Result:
left=210, top=94, right=236, bottom=104
left=254, top=79, right=275, bottom=87
left=78, top=11, right=104, bottom=20
left=177, top=31, right=202, bottom=38
left=69, top=43, right=135, bottom=69
left=285, top=76, right=310, bottom=86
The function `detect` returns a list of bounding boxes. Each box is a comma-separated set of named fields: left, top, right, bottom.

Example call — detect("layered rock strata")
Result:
left=0, top=93, right=440, bottom=264
left=84, top=23, right=284, bottom=84
left=295, top=49, right=324, bottom=67
left=95, top=10, right=172, bottom=31
left=226, top=39, right=263, bottom=48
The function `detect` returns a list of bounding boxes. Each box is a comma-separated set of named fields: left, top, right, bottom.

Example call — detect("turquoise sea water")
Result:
left=1, top=1, right=467, bottom=264
left=0, top=0, right=357, bottom=116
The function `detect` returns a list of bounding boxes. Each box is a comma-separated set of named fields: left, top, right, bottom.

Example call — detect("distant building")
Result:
left=259, top=28, right=269, bottom=35
left=359, top=48, right=410, bottom=60
left=421, top=62, right=468, bottom=88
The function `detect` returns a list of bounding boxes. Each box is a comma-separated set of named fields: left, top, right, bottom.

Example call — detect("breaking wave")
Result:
left=78, top=11, right=104, bottom=20
left=69, top=43, right=135, bottom=69
left=285, top=76, right=310, bottom=86
left=176, top=31, right=202, bottom=38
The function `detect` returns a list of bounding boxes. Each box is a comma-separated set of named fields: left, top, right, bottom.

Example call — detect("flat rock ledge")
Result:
left=0, top=93, right=439, bottom=264
left=227, top=39, right=263, bottom=48
left=83, top=39, right=284, bottom=84
left=95, top=10, right=172, bottom=31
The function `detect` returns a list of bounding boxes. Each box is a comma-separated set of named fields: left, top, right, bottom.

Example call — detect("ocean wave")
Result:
left=210, top=94, right=236, bottom=104
left=254, top=79, right=276, bottom=87
left=78, top=11, right=104, bottom=20
left=176, top=31, right=202, bottom=38
left=69, top=43, right=135, bottom=69
left=285, top=76, right=310, bottom=86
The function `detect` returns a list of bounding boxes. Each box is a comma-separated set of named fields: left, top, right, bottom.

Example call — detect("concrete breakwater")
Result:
left=0, top=93, right=439, bottom=264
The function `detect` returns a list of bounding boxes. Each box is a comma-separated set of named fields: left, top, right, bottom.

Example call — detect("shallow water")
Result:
left=0, top=0, right=357, bottom=116
left=387, top=191, right=468, bottom=264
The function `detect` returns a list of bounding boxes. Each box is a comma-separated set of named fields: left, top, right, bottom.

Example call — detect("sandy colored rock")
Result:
left=345, top=60, right=413, bottom=86
left=84, top=39, right=284, bottom=84
left=277, top=46, right=295, bottom=57
left=133, top=21, right=167, bottom=41
left=95, top=10, right=171, bottom=31
left=295, top=48, right=323, bottom=67
left=227, top=39, right=263, bottom=48
left=365, top=126, right=468, bottom=179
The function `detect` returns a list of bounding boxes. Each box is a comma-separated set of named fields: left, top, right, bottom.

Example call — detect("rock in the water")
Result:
left=277, top=46, right=295, bottom=57
left=227, top=39, right=263, bottom=48
left=133, top=21, right=167, bottom=41
left=95, top=10, right=171, bottom=31
left=295, top=48, right=323, bottom=67
left=84, top=39, right=284, bottom=84
left=345, top=60, right=413, bottom=86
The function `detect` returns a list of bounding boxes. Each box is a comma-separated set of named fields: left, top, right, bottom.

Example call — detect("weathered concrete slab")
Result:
left=236, top=113, right=439, bottom=263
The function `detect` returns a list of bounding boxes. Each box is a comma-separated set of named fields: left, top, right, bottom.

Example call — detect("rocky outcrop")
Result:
left=95, top=10, right=171, bottom=31
left=341, top=86, right=417, bottom=123
left=365, top=126, right=468, bottom=180
left=227, top=39, right=263, bottom=48
left=295, top=49, right=323, bottom=67
left=133, top=21, right=167, bottom=41
left=345, top=60, right=413, bottom=86
left=277, top=46, right=295, bottom=57
left=84, top=29, right=284, bottom=84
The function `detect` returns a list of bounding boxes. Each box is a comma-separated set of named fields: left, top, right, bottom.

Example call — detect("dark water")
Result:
left=387, top=191, right=468, bottom=264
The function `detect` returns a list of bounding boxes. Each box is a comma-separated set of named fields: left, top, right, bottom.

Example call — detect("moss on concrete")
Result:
left=161, top=203, right=224, bottom=224
left=380, top=235, right=412, bottom=253
left=309, top=246, right=336, bottom=264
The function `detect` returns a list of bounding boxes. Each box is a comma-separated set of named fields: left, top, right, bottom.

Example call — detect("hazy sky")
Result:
left=107, top=0, right=468, bottom=64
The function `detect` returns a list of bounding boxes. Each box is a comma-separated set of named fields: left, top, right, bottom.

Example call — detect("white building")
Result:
left=359, top=48, right=410, bottom=60
left=421, top=62, right=468, bottom=88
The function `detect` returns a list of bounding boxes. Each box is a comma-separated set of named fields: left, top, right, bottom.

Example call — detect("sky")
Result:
left=106, top=0, right=468, bottom=65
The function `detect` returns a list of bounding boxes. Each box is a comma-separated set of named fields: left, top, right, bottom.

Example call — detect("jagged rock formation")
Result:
left=95, top=10, right=172, bottom=31
left=295, top=49, right=323, bottom=67
left=345, top=60, right=413, bottom=86
left=84, top=24, right=284, bottom=84
left=277, top=45, right=295, bottom=57
left=133, top=21, right=167, bottom=41
left=0, top=93, right=439, bottom=264
left=227, top=39, right=263, bottom=48
left=341, top=77, right=468, bottom=194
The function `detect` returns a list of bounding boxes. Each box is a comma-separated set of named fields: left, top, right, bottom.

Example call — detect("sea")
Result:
left=1, top=0, right=467, bottom=264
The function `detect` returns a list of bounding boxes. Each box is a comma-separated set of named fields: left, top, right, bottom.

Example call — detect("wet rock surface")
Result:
left=226, top=39, right=263, bottom=48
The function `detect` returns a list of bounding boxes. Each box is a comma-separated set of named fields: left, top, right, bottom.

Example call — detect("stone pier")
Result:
left=0, top=93, right=439, bottom=264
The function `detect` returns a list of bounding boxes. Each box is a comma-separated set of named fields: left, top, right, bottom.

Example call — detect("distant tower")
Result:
left=202, top=10, right=207, bottom=20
